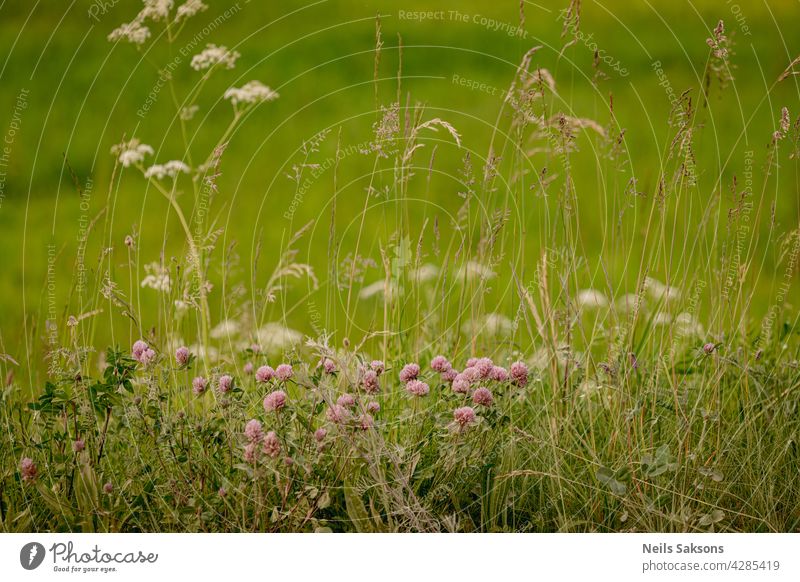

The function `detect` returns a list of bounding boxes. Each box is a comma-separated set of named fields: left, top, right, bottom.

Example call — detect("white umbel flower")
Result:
left=576, top=288, right=609, bottom=309
left=224, top=81, right=279, bottom=106
left=140, top=262, right=171, bottom=292
left=191, top=44, right=240, bottom=71
left=111, top=139, right=154, bottom=167
left=456, top=261, right=496, bottom=282
left=144, top=160, right=190, bottom=180
left=140, top=0, right=173, bottom=21
left=210, top=319, right=240, bottom=340
left=188, top=343, right=219, bottom=362
left=614, top=293, right=640, bottom=313
left=413, top=263, right=439, bottom=283
left=176, top=0, right=207, bottom=21
left=645, top=277, right=681, bottom=302
left=179, top=105, right=199, bottom=120
left=674, top=312, right=705, bottom=337
left=108, top=19, right=151, bottom=45
left=358, top=280, right=397, bottom=301
left=255, top=323, right=303, bottom=353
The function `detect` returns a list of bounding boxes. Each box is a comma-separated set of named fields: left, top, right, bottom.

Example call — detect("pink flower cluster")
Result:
left=132, top=340, right=156, bottom=366
left=431, top=355, right=451, bottom=373
left=472, top=387, right=493, bottom=407
left=453, top=406, right=476, bottom=428
left=326, top=404, right=350, bottom=424
left=256, top=363, right=293, bottom=383
left=245, top=419, right=264, bottom=442
left=256, top=365, right=274, bottom=383
left=399, top=363, right=420, bottom=383
left=175, top=346, right=191, bottom=366
left=192, top=376, right=208, bottom=395
left=322, top=358, right=336, bottom=374
left=262, top=431, right=281, bottom=458
left=337, top=393, right=356, bottom=408
left=362, top=370, right=380, bottom=393
left=263, top=390, right=287, bottom=412
left=405, top=379, right=430, bottom=397
left=243, top=420, right=282, bottom=462
left=275, top=364, right=293, bottom=382
left=20, top=457, right=38, bottom=482
left=510, top=361, right=529, bottom=387
left=218, top=374, right=233, bottom=394
left=441, top=356, right=530, bottom=399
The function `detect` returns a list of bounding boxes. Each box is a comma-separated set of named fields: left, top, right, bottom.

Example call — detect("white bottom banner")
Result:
left=1, top=533, right=797, bottom=581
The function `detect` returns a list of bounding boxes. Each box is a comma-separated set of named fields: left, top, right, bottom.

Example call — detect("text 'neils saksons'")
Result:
left=643, top=543, right=724, bottom=554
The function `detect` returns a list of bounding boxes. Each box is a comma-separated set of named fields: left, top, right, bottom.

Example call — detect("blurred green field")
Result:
left=0, top=0, right=798, bottom=376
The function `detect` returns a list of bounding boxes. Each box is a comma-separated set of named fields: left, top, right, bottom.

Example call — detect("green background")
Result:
left=0, top=0, right=797, bottom=374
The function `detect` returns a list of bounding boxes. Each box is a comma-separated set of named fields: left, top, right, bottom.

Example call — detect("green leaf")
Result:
left=343, top=485, right=371, bottom=532
left=597, top=466, right=627, bottom=495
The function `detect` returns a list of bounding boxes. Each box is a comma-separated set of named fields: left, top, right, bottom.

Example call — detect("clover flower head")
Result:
left=490, top=366, right=509, bottom=382
left=132, top=340, right=149, bottom=360
left=510, top=361, right=529, bottom=387
left=244, top=419, right=263, bottom=443
left=453, top=406, right=476, bottom=427
left=244, top=442, right=258, bottom=463
left=255, top=365, right=275, bottom=383
left=326, top=404, right=350, bottom=424
left=370, top=360, right=385, bottom=375
left=462, top=367, right=480, bottom=382
left=275, top=364, right=293, bottom=382
left=452, top=375, right=470, bottom=394
left=192, top=376, right=208, bottom=395
left=322, top=358, right=336, bottom=374
left=475, top=358, right=494, bottom=379
left=175, top=346, right=191, bottom=366
left=362, top=370, right=380, bottom=393
left=472, top=387, right=494, bottom=407
left=405, top=379, right=430, bottom=397
left=133, top=340, right=157, bottom=365
left=262, top=431, right=281, bottom=458
left=218, top=374, right=233, bottom=394
left=19, top=457, right=37, bottom=482
left=442, top=368, right=458, bottom=383
left=431, top=355, right=451, bottom=373
left=263, top=390, right=287, bottom=412
left=337, top=393, right=356, bottom=408
left=399, top=363, right=420, bottom=383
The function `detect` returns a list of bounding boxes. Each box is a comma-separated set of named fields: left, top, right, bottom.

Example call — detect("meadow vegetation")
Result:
left=1, top=0, right=799, bottom=532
